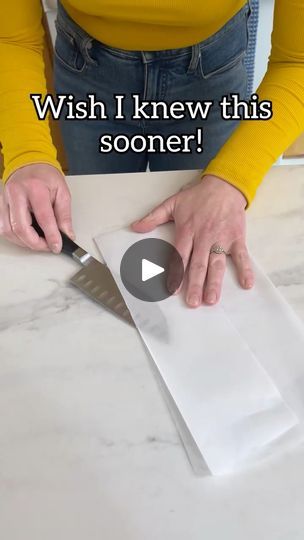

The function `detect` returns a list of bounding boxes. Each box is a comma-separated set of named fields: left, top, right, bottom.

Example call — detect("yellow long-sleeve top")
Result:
left=0, top=1, right=304, bottom=205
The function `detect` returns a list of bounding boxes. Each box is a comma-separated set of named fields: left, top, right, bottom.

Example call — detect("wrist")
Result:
left=201, top=173, right=247, bottom=209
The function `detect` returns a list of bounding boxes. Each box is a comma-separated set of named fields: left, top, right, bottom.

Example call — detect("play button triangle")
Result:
left=120, top=238, right=184, bottom=302
left=141, top=258, right=164, bottom=282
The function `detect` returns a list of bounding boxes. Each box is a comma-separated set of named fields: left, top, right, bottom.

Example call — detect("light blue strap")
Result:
left=244, top=0, right=259, bottom=97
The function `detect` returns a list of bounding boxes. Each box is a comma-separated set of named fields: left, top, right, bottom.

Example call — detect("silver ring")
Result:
left=210, top=244, right=228, bottom=256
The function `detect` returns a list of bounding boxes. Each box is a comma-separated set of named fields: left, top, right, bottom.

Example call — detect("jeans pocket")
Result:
left=54, top=18, right=87, bottom=73
left=199, top=4, right=250, bottom=80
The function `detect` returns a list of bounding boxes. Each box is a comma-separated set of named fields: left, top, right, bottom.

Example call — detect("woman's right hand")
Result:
left=0, top=163, right=75, bottom=252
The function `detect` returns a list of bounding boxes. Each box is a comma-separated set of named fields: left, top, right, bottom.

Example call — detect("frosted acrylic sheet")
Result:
left=95, top=226, right=301, bottom=475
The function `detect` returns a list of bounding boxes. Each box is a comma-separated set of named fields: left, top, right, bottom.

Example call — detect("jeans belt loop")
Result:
left=80, top=36, right=96, bottom=65
left=187, top=43, right=201, bottom=74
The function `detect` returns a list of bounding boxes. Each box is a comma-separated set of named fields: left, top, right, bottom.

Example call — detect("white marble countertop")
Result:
left=1, top=167, right=304, bottom=539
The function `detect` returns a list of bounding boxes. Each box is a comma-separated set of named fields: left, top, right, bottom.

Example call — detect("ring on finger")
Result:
left=210, top=243, right=229, bottom=256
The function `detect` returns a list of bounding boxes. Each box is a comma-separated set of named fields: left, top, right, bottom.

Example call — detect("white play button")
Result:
left=141, top=258, right=164, bottom=282
left=120, top=238, right=184, bottom=302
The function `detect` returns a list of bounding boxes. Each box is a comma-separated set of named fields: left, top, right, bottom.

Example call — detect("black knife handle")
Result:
left=31, top=212, right=79, bottom=258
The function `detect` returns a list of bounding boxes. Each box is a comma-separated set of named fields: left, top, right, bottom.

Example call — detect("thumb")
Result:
left=131, top=196, right=175, bottom=233
left=53, top=184, right=75, bottom=239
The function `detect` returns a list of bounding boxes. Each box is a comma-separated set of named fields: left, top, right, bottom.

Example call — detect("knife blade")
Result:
left=31, top=214, right=135, bottom=326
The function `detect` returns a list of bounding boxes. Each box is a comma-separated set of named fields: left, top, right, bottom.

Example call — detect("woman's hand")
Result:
left=0, top=163, right=74, bottom=252
left=131, top=174, right=254, bottom=307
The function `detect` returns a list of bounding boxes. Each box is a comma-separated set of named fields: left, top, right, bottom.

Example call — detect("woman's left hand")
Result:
left=131, top=174, right=254, bottom=307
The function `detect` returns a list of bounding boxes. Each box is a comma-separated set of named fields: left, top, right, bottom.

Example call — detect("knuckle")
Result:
left=236, top=248, right=248, bottom=263
left=11, top=222, right=23, bottom=236
left=35, top=210, right=53, bottom=226
left=145, top=210, right=155, bottom=221
left=188, top=284, right=202, bottom=296
left=58, top=210, right=72, bottom=224
left=34, top=211, right=48, bottom=224
left=207, top=279, right=221, bottom=290
left=210, top=258, right=225, bottom=271
left=190, top=261, right=207, bottom=274
left=47, top=232, right=59, bottom=244
left=244, top=268, right=254, bottom=278
left=60, top=189, right=71, bottom=203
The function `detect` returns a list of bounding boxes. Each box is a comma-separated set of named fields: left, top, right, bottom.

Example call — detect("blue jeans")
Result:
left=54, top=1, right=251, bottom=175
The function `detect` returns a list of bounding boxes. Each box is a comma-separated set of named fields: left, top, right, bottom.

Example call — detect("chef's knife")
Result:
left=31, top=214, right=135, bottom=326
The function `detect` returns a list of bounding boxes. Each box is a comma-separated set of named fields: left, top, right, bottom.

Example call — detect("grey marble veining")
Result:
left=1, top=167, right=304, bottom=540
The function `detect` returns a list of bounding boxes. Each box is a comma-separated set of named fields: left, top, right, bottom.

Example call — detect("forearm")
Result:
left=0, top=1, right=62, bottom=183
left=203, top=63, right=304, bottom=205
left=203, top=0, right=304, bottom=206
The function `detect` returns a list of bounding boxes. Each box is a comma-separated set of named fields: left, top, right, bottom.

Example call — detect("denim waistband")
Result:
left=57, top=0, right=250, bottom=64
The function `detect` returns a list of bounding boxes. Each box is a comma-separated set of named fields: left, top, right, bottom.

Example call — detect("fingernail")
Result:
left=188, top=294, right=200, bottom=307
left=206, top=291, right=217, bottom=304
left=244, top=279, right=253, bottom=289
left=69, top=231, right=76, bottom=240
left=51, top=243, right=61, bottom=254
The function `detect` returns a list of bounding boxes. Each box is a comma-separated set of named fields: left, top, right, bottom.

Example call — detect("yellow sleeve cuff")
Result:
left=2, top=153, right=64, bottom=184
left=201, top=162, right=260, bottom=208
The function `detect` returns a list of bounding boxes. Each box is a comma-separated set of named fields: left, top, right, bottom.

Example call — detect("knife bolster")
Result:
left=72, top=247, right=92, bottom=266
